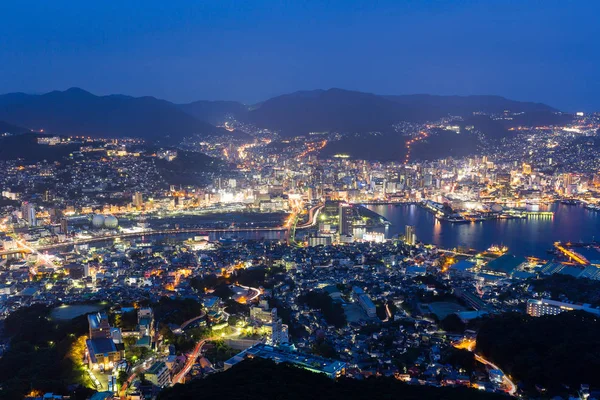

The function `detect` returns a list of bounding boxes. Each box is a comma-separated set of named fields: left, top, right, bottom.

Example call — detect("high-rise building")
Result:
left=404, top=225, right=416, bottom=246
left=60, top=218, right=69, bottom=234
left=88, top=312, right=112, bottom=339
left=21, top=202, right=36, bottom=226
left=133, top=192, right=143, bottom=209
left=338, top=204, right=353, bottom=237
left=145, top=361, right=171, bottom=387
left=522, top=163, right=532, bottom=175
left=563, top=173, right=574, bottom=187
left=271, top=317, right=289, bottom=345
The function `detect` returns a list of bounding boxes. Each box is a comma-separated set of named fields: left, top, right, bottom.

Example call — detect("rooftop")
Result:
left=225, top=343, right=346, bottom=378
left=483, top=254, right=525, bottom=275
left=86, top=338, right=117, bottom=363
left=147, top=361, right=167, bottom=375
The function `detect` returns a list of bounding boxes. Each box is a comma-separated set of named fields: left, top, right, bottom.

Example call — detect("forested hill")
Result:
left=159, top=358, right=506, bottom=400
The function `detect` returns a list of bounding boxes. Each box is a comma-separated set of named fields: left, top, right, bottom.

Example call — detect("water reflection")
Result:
left=367, top=203, right=600, bottom=257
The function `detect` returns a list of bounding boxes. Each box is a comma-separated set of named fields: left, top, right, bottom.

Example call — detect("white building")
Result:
left=526, top=298, right=600, bottom=317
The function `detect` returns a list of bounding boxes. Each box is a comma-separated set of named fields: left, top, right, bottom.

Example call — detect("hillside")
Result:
left=0, top=120, right=29, bottom=134
left=179, top=100, right=249, bottom=125
left=158, top=358, right=505, bottom=400
left=0, top=88, right=227, bottom=143
left=476, top=311, right=600, bottom=395
left=155, top=150, right=226, bottom=186
left=384, top=94, right=556, bottom=116
left=247, top=88, right=559, bottom=137
left=247, top=88, right=408, bottom=136
left=0, top=133, right=80, bottom=162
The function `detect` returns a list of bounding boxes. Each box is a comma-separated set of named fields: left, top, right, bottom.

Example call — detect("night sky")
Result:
left=1, top=0, right=599, bottom=111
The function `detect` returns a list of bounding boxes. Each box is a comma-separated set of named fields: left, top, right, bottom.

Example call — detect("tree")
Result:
left=228, top=315, right=241, bottom=326
left=213, top=283, right=233, bottom=300
left=298, top=290, right=346, bottom=328
left=124, top=336, right=137, bottom=348
left=442, top=348, right=477, bottom=373
left=117, top=370, right=129, bottom=389
left=157, top=358, right=505, bottom=400
left=441, top=314, right=466, bottom=333
left=476, top=311, right=600, bottom=395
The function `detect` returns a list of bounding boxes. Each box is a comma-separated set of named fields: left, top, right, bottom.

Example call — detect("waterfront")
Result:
left=367, top=203, right=600, bottom=258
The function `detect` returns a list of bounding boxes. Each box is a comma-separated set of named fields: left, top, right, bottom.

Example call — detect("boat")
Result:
left=443, top=216, right=471, bottom=224
left=560, top=199, right=580, bottom=205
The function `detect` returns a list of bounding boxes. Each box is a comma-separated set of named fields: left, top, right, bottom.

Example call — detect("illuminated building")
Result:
left=86, top=312, right=124, bottom=371
left=145, top=361, right=171, bottom=387
left=526, top=298, right=600, bottom=317
left=60, top=218, right=69, bottom=234
left=133, top=192, right=143, bottom=209
left=308, top=235, right=333, bottom=247
left=404, top=225, right=416, bottom=246
left=88, top=312, right=111, bottom=339
left=250, top=301, right=289, bottom=345
left=21, top=202, right=36, bottom=226
left=338, top=203, right=353, bottom=237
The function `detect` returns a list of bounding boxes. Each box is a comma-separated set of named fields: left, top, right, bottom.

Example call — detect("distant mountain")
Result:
left=0, top=88, right=228, bottom=142
left=0, top=87, right=564, bottom=145
left=247, top=88, right=560, bottom=136
left=384, top=94, right=557, bottom=116
left=0, top=120, right=29, bottom=134
left=179, top=100, right=248, bottom=125
left=247, top=88, right=408, bottom=136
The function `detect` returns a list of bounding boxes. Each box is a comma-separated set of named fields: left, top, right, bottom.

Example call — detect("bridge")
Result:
left=554, top=242, right=590, bottom=265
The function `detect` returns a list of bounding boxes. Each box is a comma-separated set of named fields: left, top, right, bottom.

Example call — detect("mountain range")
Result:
left=0, top=87, right=565, bottom=142
left=0, top=88, right=228, bottom=142
left=0, top=120, right=29, bottom=135
left=247, top=89, right=559, bottom=136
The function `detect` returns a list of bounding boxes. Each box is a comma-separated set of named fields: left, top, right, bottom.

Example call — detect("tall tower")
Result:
left=404, top=225, right=416, bottom=246
left=338, top=204, right=353, bottom=237
left=133, top=192, right=143, bottom=209
left=21, top=202, right=37, bottom=226
left=60, top=218, right=69, bottom=234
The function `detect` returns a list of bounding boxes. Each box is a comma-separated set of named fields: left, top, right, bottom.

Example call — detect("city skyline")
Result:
left=2, top=2, right=600, bottom=400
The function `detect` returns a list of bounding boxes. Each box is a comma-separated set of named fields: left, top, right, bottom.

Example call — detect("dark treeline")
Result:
left=298, top=290, right=347, bottom=328
left=476, top=311, right=600, bottom=394
left=158, top=358, right=506, bottom=400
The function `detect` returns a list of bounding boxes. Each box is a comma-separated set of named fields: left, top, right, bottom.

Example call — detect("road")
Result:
left=475, top=354, right=517, bottom=396
left=237, top=284, right=261, bottom=302
left=288, top=204, right=323, bottom=246
left=119, top=361, right=145, bottom=398
left=179, top=311, right=207, bottom=330
left=171, top=339, right=208, bottom=385
left=296, top=204, right=323, bottom=229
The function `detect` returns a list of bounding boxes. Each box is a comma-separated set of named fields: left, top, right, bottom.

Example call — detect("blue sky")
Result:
left=1, top=0, right=598, bottom=110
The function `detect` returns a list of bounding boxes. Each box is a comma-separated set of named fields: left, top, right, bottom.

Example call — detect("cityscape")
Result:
left=1, top=2, right=600, bottom=400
